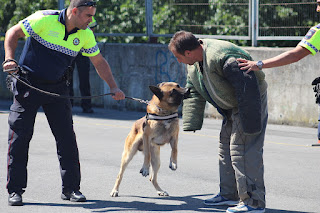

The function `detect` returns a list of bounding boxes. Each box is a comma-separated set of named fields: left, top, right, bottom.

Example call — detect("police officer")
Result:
left=69, top=17, right=98, bottom=113
left=2, top=0, right=125, bottom=206
left=237, top=0, right=320, bottom=143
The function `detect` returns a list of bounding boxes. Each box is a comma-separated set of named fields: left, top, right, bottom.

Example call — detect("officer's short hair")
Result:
left=168, top=31, right=200, bottom=56
left=69, top=0, right=96, bottom=9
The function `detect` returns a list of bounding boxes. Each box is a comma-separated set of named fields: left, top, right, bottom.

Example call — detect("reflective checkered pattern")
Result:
left=22, top=19, right=78, bottom=57
left=80, top=45, right=99, bottom=55
left=299, top=40, right=318, bottom=53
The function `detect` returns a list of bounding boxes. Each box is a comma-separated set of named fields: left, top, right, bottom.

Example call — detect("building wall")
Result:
left=1, top=41, right=319, bottom=127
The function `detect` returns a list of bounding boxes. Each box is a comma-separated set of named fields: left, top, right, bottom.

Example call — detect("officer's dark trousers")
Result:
left=6, top=80, right=81, bottom=194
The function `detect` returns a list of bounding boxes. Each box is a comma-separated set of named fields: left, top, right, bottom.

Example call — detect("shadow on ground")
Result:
left=23, top=194, right=310, bottom=213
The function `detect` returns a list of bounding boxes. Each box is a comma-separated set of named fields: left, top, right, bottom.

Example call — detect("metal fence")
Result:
left=60, top=0, right=320, bottom=46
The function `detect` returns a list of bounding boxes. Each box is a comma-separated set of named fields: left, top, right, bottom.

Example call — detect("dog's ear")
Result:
left=149, top=85, right=163, bottom=100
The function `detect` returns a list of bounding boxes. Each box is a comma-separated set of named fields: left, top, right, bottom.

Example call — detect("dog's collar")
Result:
left=146, top=113, right=178, bottom=121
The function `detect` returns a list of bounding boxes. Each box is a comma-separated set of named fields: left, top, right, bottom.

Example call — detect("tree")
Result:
left=0, top=0, right=58, bottom=35
left=0, top=0, right=318, bottom=47
left=95, top=0, right=148, bottom=43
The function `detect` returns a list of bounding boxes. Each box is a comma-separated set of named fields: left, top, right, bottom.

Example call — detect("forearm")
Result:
left=262, top=49, right=304, bottom=69
left=90, top=53, right=125, bottom=100
left=4, top=27, right=20, bottom=60
left=3, top=24, right=25, bottom=73
left=96, top=62, right=118, bottom=89
left=91, top=55, right=118, bottom=89
left=238, top=45, right=310, bottom=72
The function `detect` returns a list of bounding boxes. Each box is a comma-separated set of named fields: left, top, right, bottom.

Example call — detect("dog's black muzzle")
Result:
left=170, top=88, right=191, bottom=106
left=183, top=88, right=191, bottom=99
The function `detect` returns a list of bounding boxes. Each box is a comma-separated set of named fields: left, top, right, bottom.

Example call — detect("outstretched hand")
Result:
left=110, top=88, right=125, bottom=100
left=237, top=58, right=260, bottom=73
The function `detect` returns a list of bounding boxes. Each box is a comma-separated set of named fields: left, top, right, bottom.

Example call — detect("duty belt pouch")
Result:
left=5, top=74, right=21, bottom=96
left=6, top=73, right=30, bottom=96
left=6, top=75, right=14, bottom=93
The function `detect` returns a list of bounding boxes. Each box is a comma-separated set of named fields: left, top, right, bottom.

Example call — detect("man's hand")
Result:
left=2, top=59, right=19, bottom=74
left=237, top=58, right=260, bottom=73
left=110, top=88, right=125, bottom=100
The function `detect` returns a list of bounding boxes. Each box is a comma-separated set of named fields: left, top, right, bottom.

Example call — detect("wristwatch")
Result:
left=256, top=61, right=264, bottom=70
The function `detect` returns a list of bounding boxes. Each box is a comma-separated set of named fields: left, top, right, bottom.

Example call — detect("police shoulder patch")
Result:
left=305, top=28, right=317, bottom=40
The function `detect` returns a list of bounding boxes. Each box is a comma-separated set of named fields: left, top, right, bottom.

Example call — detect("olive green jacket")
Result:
left=183, top=39, right=268, bottom=133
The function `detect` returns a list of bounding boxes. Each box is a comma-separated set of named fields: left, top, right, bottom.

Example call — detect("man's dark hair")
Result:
left=168, top=31, right=200, bottom=55
left=69, top=0, right=94, bottom=9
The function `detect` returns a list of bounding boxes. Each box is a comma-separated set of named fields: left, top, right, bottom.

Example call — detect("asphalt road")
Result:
left=0, top=100, right=319, bottom=213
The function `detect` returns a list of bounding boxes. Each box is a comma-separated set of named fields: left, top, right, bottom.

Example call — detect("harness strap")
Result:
left=146, top=113, right=178, bottom=121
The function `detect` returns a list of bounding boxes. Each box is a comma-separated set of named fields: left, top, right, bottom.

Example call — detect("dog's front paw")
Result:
left=140, top=167, right=149, bottom=177
left=169, top=161, right=177, bottom=171
left=110, top=190, right=119, bottom=197
left=157, top=190, right=169, bottom=196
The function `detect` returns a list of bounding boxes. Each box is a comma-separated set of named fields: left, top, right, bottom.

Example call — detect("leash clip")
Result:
left=139, top=99, right=150, bottom=105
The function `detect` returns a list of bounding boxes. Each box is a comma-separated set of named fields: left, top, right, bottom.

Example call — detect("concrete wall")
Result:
left=1, top=41, right=319, bottom=127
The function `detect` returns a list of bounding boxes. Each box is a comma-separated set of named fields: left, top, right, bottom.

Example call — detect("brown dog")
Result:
left=110, top=82, right=189, bottom=197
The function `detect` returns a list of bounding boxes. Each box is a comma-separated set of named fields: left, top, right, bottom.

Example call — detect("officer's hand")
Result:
left=237, top=58, right=260, bottom=73
left=2, top=59, right=19, bottom=74
left=110, top=88, right=125, bottom=100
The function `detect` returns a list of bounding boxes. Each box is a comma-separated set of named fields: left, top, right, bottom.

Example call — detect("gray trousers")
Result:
left=219, top=91, right=268, bottom=208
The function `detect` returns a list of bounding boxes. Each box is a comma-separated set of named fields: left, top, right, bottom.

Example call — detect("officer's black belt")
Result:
left=29, top=75, right=66, bottom=85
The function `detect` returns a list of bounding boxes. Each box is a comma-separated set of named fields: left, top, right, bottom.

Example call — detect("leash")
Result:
left=4, top=66, right=149, bottom=105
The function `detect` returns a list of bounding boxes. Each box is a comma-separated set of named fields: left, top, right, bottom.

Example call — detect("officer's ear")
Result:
left=71, top=7, right=78, bottom=16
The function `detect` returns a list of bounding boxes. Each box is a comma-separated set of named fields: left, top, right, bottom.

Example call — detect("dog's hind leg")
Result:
left=150, top=145, right=169, bottom=196
left=110, top=138, right=141, bottom=197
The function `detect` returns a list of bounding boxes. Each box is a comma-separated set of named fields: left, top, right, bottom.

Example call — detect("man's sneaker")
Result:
left=204, top=193, right=239, bottom=206
left=61, top=190, right=86, bottom=202
left=226, top=203, right=265, bottom=213
left=8, top=192, right=23, bottom=206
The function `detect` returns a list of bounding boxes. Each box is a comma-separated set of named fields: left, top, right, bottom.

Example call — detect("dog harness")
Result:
left=146, top=113, right=178, bottom=121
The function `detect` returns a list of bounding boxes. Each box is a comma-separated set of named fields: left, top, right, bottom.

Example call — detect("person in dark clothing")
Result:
left=2, top=0, right=125, bottom=206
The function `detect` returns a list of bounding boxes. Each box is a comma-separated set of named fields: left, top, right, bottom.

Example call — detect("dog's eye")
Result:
left=170, top=89, right=178, bottom=96
left=176, top=85, right=180, bottom=88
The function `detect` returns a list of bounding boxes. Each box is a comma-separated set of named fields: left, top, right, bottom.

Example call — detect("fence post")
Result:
left=251, top=0, right=259, bottom=47
left=58, top=0, right=65, bottom=10
left=145, top=0, right=155, bottom=42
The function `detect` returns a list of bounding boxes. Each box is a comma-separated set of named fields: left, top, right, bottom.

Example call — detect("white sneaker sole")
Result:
left=204, top=200, right=239, bottom=206
left=226, top=208, right=265, bottom=213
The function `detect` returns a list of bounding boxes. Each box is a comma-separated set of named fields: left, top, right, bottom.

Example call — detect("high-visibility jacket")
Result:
left=19, top=9, right=99, bottom=81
